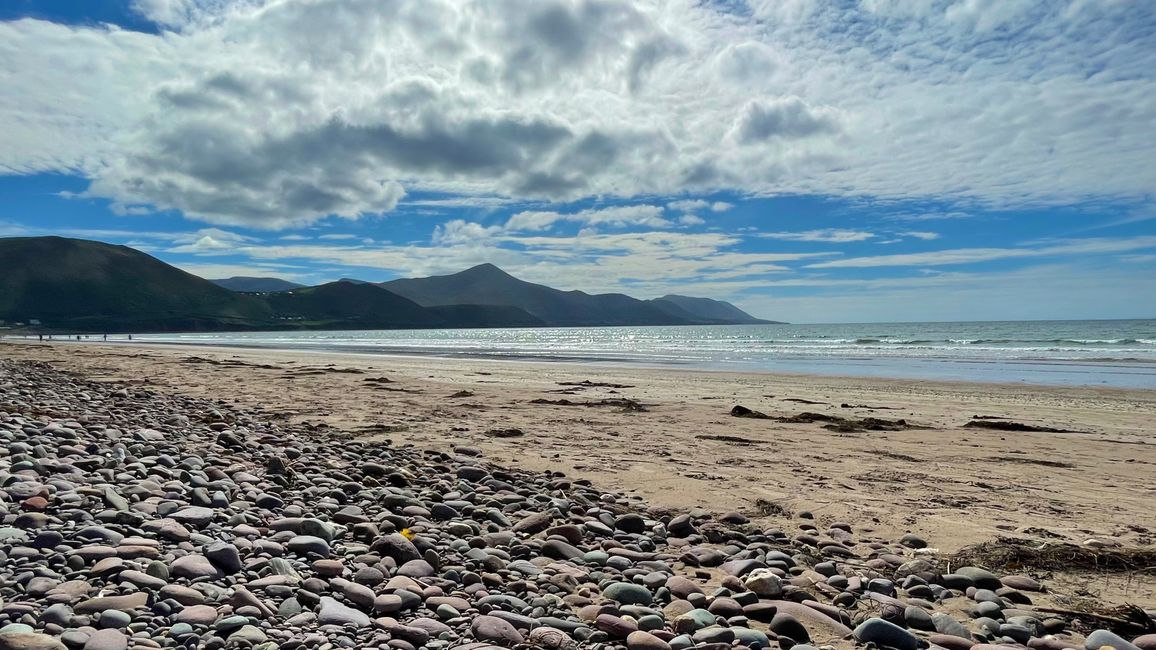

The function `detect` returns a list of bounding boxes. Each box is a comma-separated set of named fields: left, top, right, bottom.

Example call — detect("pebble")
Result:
left=853, top=617, right=920, bottom=650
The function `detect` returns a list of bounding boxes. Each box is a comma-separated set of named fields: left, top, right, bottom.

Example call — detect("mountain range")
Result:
left=0, top=236, right=778, bottom=332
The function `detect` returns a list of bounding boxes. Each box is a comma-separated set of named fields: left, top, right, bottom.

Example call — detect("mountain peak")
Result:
left=459, top=263, right=514, bottom=278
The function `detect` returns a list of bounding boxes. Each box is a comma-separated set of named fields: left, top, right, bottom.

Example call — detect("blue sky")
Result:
left=1, top=0, right=1154, bottom=323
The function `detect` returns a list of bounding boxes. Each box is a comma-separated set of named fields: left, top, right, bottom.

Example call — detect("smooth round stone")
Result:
left=75, top=593, right=148, bottom=615
left=974, top=601, right=1004, bottom=619
left=1132, top=635, right=1156, bottom=650
left=118, top=570, right=165, bottom=591
left=175, top=605, right=219, bottom=625
left=615, top=514, right=647, bottom=534
left=1085, top=630, right=1142, bottom=650
left=397, top=559, right=435, bottom=578
left=603, top=582, right=653, bottom=606
left=471, top=615, right=524, bottom=645
left=171, top=554, right=221, bottom=580
left=317, top=597, right=371, bottom=628
left=900, top=533, right=928, bottom=548
left=853, top=618, right=920, bottom=650
left=768, top=613, right=810, bottom=643
left=732, top=627, right=771, bottom=649
left=286, top=535, right=330, bottom=558
left=0, top=633, right=67, bottom=650
left=665, top=576, right=703, bottom=600
left=1001, top=575, right=1042, bottom=592
left=904, top=606, right=934, bottom=631
left=169, top=506, right=215, bottom=527
left=932, top=612, right=973, bottom=640
left=97, top=610, right=131, bottom=629
left=313, top=560, right=345, bottom=577
left=637, top=615, right=665, bottom=632
left=83, top=629, right=128, bottom=650
left=204, top=542, right=242, bottom=574
left=229, top=625, right=267, bottom=644
left=627, top=630, right=672, bottom=650
left=956, top=567, right=1003, bottom=590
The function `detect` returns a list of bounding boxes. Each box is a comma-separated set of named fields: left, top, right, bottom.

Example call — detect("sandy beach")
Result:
left=4, top=337, right=1156, bottom=650
left=5, top=340, right=1154, bottom=561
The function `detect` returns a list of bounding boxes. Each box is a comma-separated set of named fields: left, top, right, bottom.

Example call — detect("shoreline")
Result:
left=7, top=336, right=1156, bottom=391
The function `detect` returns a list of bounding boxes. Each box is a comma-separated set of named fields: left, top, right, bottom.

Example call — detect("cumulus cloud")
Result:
left=2, top=0, right=1154, bottom=228
left=731, top=96, right=842, bottom=143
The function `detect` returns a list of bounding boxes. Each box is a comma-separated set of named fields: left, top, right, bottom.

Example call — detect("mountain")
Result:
left=211, top=276, right=303, bottom=292
left=381, top=263, right=770, bottom=326
left=650, top=294, right=778, bottom=324
left=426, top=304, right=544, bottom=328
left=0, top=237, right=775, bottom=332
left=262, top=281, right=443, bottom=329
left=0, top=237, right=273, bottom=331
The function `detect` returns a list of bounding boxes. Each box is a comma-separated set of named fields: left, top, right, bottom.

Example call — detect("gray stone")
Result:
left=603, top=582, right=653, bottom=606
left=287, top=535, right=330, bottom=557
left=471, top=615, right=524, bottom=646
left=82, top=629, right=128, bottom=650
left=1085, top=630, right=1141, bottom=650
left=853, top=617, right=920, bottom=650
left=318, top=596, right=371, bottom=628
left=171, top=554, right=222, bottom=580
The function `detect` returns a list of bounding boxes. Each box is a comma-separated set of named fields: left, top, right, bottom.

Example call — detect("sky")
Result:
left=1, top=0, right=1154, bottom=323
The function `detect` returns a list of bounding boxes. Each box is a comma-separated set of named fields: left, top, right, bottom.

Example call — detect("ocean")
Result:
left=122, top=319, right=1156, bottom=389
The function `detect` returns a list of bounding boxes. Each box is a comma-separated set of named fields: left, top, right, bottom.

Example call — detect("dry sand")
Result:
left=4, top=339, right=1156, bottom=606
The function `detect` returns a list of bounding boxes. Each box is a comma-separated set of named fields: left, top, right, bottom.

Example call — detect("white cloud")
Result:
left=432, top=219, right=504, bottom=245
left=731, top=96, right=843, bottom=144
left=0, top=0, right=1151, bottom=228
left=758, top=229, right=876, bottom=243
left=884, top=211, right=973, bottom=222
left=504, top=205, right=669, bottom=232
left=318, top=234, right=357, bottom=240
left=807, top=236, right=1156, bottom=268
left=678, top=214, right=705, bottom=226
left=901, top=231, right=941, bottom=240
left=666, top=199, right=710, bottom=213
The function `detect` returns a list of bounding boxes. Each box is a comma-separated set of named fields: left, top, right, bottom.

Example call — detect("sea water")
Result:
left=125, top=319, right=1156, bottom=388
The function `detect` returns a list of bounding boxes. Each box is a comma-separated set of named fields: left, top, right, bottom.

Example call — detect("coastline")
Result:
left=5, top=339, right=1155, bottom=574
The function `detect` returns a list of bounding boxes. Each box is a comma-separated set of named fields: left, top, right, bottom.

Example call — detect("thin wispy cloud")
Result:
left=807, top=236, right=1156, bottom=269
left=759, top=229, right=876, bottom=243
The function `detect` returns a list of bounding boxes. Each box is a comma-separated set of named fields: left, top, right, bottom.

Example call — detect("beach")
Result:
left=3, top=339, right=1156, bottom=650
left=5, top=340, right=1154, bottom=557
